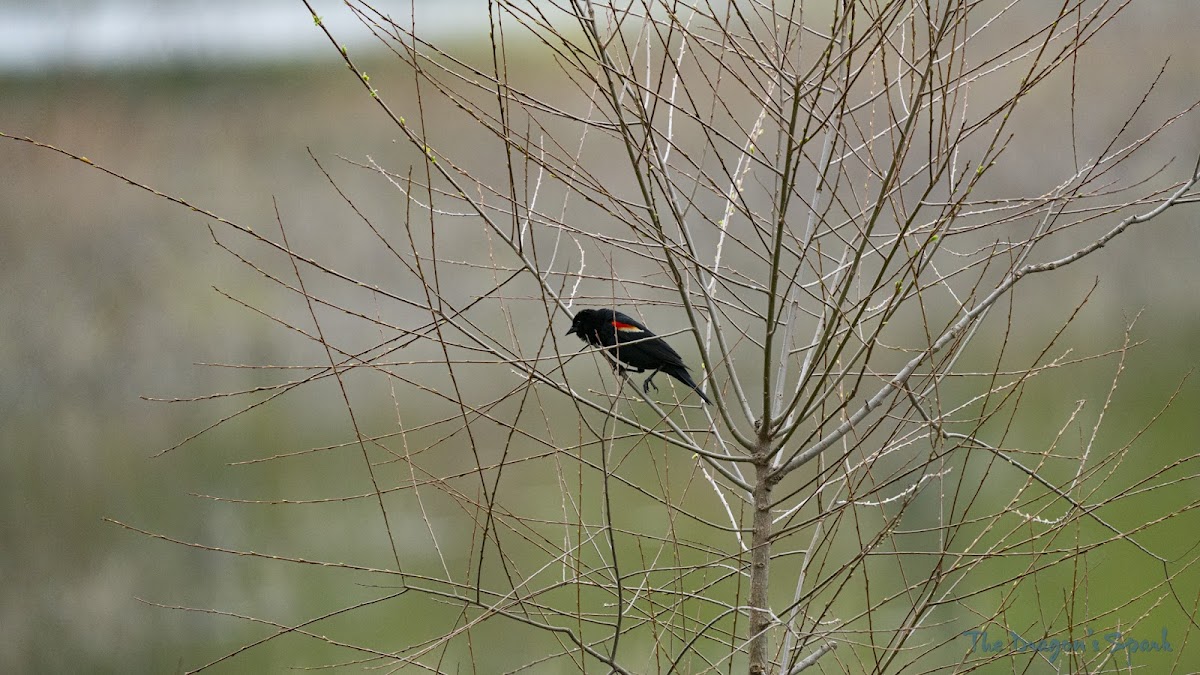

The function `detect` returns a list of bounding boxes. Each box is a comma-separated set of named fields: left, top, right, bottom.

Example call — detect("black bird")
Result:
left=566, top=308, right=712, bottom=405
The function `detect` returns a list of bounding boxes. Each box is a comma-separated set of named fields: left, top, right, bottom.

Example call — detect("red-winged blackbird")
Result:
left=566, top=308, right=712, bottom=405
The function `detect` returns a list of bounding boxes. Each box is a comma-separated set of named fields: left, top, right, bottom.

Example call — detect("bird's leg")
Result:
left=643, top=369, right=661, bottom=394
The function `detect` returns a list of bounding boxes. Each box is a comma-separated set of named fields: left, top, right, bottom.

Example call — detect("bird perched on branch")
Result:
left=566, top=308, right=712, bottom=405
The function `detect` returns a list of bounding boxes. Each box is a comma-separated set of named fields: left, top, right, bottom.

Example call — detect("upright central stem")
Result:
left=748, top=457, right=775, bottom=674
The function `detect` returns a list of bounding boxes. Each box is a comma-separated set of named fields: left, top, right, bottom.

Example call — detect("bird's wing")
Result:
left=609, top=311, right=650, bottom=332
left=608, top=311, right=690, bottom=366
left=639, top=337, right=687, bottom=368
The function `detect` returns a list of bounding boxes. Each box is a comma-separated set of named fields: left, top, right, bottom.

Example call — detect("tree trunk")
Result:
left=747, top=460, right=774, bottom=674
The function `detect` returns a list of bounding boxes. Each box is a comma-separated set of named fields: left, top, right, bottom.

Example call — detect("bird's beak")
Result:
left=566, top=326, right=577, bottom=336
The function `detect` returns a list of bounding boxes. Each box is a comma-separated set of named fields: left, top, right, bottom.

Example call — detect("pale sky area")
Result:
left=0, top=0, right=485, bottom=71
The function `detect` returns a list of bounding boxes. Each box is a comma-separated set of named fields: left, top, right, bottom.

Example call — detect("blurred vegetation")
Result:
left=3, top=7, right=1200, bottom=671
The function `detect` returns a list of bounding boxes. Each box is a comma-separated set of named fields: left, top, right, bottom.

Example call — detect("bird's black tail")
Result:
left=663, top=365, right=712, bottom=405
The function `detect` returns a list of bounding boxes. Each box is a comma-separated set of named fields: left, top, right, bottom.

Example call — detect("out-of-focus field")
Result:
left=2, top=8, right=1200, bottom=671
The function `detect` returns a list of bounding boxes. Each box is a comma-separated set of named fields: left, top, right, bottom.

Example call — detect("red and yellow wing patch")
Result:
left=612, top=321, right=642, bottom=332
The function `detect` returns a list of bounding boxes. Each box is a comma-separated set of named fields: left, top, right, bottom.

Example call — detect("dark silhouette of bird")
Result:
left=566, top=308, right=711, bottom=405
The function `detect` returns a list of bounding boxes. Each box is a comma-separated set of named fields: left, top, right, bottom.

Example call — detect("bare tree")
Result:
left=10, top=0, right=1200, bottom=672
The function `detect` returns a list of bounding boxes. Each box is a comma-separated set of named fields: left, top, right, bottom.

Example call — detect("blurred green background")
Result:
left=3, top=1, right=1200, bottom=672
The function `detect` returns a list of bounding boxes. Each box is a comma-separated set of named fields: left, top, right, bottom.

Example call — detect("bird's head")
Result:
left=566, top=309, right=601, bottom=340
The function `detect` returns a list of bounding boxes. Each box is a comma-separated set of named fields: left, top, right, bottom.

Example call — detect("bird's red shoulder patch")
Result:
left=612, top=321, right=641, bottom=332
